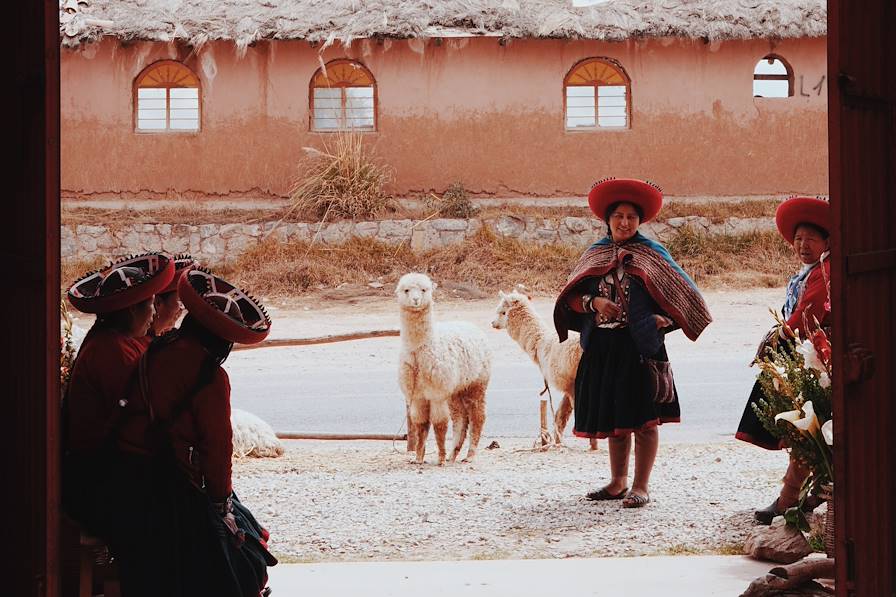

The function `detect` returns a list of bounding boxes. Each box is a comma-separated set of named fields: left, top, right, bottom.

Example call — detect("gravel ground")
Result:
left=233, top=438, right=787, bottom=563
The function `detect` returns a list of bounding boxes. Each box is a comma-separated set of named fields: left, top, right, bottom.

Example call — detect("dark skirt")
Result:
left=573, top=327, right=680, bottom=439
left=735, top=379, right=785, bottom=450
left=68, top=450, right=275, bottom=597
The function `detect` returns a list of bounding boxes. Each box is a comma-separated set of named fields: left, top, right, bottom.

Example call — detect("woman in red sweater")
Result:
left=63, top=253, right=174, bottom=536
left=114, top=268, right=276, bottom=597
left=736, top=197, right=831, bottom=523
left=147, top=253, right=196, bottom=337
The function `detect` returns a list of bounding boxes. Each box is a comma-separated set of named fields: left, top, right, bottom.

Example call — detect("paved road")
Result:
left=226, top=290, right=776, bottom=444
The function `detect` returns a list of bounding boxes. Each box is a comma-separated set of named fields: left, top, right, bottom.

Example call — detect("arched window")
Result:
left=564, top=58, right=631, bottom=130
left=310, top=60, right=377, bottom=132
left=753, top=55, right=793, bottom=98
left=134, top=61, right=200, bottom=132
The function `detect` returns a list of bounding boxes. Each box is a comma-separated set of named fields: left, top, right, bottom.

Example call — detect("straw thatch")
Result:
left=60, top=0, right=826, bottom=50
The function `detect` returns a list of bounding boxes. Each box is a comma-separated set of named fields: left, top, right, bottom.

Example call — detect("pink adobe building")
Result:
left=60, top=0, right=828, bottom=201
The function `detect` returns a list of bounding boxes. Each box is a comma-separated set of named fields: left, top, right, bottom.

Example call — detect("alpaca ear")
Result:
left=498, top=290, right=506, bottom=299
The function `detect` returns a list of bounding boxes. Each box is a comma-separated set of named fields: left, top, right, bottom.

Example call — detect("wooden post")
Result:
left=406, top=405, right=416, bottom=452
left=590, top=438, right=598, bottom=451
left=540, top=399, right=549, bottom=446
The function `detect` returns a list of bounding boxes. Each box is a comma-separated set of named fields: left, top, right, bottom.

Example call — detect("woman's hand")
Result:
left=654, top=315, right=673, bottom=329
left=591, top=297, right=622, bottom=320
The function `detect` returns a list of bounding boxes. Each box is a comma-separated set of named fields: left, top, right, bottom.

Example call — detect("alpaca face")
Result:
left=491, top=290, right=523, bottom=329
left=396, top=273, right=435, bottom=310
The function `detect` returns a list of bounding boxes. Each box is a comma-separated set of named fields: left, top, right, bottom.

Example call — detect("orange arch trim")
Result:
left=565, top=58, right=628, bottom=86
left=312, top=60, right=375, bottom=88
left=136, top=61, right=200, bottom=88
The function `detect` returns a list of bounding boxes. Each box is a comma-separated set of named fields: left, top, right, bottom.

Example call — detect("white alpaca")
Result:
left=231, top=408, right=285, bottom=458
left=396, top=273, right=491, bottom=465
left=491, top=286, right=583, bottom=443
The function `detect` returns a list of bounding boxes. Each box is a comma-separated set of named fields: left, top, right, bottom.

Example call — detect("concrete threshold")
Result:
left=267, top=555, right=772, bottom=596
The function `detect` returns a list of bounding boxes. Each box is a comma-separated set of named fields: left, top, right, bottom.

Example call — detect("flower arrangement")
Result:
left=752, top=314, right=834, bottom=492
left=61, top=298, right=77, bottom=395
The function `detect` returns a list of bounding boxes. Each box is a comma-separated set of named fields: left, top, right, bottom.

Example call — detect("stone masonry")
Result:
left=62, top=216, right=776, bottom=265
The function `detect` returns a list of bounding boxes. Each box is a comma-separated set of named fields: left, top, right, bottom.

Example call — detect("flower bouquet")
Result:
left=751, top=313, right=834, bottom=530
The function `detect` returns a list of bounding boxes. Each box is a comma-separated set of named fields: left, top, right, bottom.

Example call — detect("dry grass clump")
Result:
left=222, top=227, right=580, bottom=298
left=289, top=131, right=396, bottom=220
left=423, top=183, right=479, bottom=218
left=666, top=226, right=796, bottom=288
left=62, top=255, right=110, bottom=287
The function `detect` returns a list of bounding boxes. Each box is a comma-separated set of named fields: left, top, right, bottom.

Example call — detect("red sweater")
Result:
left=787, top=260, right=831, bottom=336
left=118, top=334, right=233, bottom=501
left=66, top=327, right=150, bottom=454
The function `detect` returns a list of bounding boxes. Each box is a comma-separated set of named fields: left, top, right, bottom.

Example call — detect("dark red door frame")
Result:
left=7, top=1, right=61, bottom=596
left=828, top=1, right=896, bottom=595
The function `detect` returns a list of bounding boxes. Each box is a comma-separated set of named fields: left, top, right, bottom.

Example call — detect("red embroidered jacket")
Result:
left=118, top=333, right=233, bottom=501
left=786, top=260, right=831, bottom=336
left=66, top=327, right=150, bottom=454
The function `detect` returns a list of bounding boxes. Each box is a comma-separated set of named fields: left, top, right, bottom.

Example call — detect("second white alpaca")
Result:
left=491, top=286, right=583, bottom=443
left=396, top=273, right=491, bottom=465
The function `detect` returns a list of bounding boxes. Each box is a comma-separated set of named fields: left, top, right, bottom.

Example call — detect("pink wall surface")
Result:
left=61, top=36, right=828, bottom=200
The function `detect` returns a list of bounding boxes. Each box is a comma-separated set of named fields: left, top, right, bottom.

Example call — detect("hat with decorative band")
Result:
left=160, top=254, right=198, bottom=295
left=178, top=268, right=271, bottom=345
left=587, top=177, right=663, bottom=223
left=775, top=196, right=831, bottom=244
left=67, top=253, right=175, bottom=314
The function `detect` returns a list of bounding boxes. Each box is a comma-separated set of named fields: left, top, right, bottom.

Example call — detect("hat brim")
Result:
left=775, top=197, right=831, bottom=244
left=179, top=269, right=271, bottom=345
left=588, top=178, right=663, bottom=223
left=160, top=255, right=198, bottom=294
left=68, top=253, right=174, bottom=314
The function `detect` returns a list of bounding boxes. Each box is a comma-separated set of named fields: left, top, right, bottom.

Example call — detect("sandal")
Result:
left=622, top=491, right=650, bottom=508
left=585, top=486, right=629, bottom=501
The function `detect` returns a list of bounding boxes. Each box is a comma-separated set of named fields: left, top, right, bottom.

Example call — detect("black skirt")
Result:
left=573, top=327, right=680, bottom=438
left=99, top=452, right=276, bottom=597
left=735, top=379, right=784, bottom=450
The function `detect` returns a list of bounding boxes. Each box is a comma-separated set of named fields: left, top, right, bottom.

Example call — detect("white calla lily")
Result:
left=775, top=401, right=821, bottom=437
left=792, top=401, right=820, bottom=436
left=796, top=339, right=826, bottom=373
left=821, top=419, right=833, bottom=446
left=774, top=409, right=802, bottom=425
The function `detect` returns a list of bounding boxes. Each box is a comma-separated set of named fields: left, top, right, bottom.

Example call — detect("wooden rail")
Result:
left=233, top=329, right=400, bottom=351
left=276, top=432, right=407, bottom=441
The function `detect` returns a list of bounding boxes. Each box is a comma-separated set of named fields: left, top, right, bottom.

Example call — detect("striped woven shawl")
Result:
left=554, top=233, right=712, bottom=343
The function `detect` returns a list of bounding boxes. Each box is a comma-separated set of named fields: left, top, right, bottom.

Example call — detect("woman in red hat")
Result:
left=147, top=254, right=197, bottom=337
left=554, top=178, right=712, bottom=508
left=736, top=196, right=831, bottom=524
left=63, top=253, right=174, bottom=535
left=113, top=268, right=276, bottom=597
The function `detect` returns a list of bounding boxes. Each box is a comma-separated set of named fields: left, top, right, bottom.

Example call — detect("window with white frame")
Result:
left=564, top=58, right=631, bottom=130
left=753, top=55, right=793, bottom=98
left=310, top=60, right=376, bottom=131
left=134, top=61, right=200, bottom=132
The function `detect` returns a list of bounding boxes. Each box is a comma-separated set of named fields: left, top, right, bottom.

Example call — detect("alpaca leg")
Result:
left=449, top=396, right=468, bottom=463
left=409, top=399, right=430, bottom=464
left=431, top=400, right=450, bottom=466
left=554, top=394, right=573, bottom=444
left=463, top=385, right=487, bottom=463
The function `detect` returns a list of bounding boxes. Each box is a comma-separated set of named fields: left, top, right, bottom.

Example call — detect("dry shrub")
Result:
left=222, top=225, right=798, bottom=298
left=666, top=226, right=796, bottom=287
left=424, top=183, right=479, bottom=218
left=289, top=130, right=395, bottom=220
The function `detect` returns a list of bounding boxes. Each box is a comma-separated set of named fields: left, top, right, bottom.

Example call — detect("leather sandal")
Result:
left=585, top=486, right=628, bottom=501
left=622, top=491, right=650, bottom=508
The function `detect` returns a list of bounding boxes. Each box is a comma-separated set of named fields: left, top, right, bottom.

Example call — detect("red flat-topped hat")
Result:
left=160, top=254, right=198, bottom=294
left=775, top=196, right=831, bottom=244
left=67, top=253, right=174, bottom=314
left=178, top=268, right=271, bottom=345
left=588, top=177, right=663, bottom=223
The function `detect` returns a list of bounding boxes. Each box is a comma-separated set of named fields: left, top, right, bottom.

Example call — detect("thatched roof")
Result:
left=60, top=0, right=826, bottom=50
